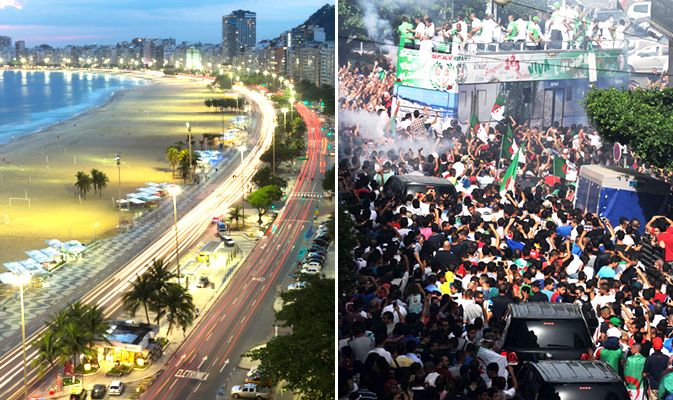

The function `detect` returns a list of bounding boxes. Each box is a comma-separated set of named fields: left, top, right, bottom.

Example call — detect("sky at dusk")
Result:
left=0, top=0, right=334, bottom=47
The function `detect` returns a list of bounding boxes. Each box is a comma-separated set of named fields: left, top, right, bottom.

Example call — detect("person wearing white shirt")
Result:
left=479, top=14, right=499, bottom=44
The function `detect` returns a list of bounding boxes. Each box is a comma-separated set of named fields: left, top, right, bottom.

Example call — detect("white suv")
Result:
left=109, top=381, right=125, bottom=396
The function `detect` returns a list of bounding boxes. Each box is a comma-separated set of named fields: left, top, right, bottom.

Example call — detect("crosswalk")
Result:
left=288, top=192, right=323, bottom=198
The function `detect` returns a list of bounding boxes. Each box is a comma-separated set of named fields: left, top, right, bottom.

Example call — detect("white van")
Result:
left=627, top=2, right=650, bottom=20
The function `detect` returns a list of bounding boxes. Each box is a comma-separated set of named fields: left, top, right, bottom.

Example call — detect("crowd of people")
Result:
left=337, top=42, right=673, bottom=400
left=397, top=3, right=632, bottom=54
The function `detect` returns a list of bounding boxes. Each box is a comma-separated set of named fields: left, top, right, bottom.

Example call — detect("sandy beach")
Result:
left=0, top=71, right=239, bottom=264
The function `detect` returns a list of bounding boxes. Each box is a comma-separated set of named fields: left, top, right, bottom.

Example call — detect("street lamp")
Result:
left=186, top=122, right=192, bottom=182
left=229, top=72, right=233, bottom=88
left=116, top=153, right=122, bottom=228
left=93, top=223, right=98, bottom=243
left=12, top=273, right=29, bottom=400
left=167, top=185, right=181, bottom=285
left=279, top=108, right=289, bottom=174
left=290, top=97, right=296, bottom=121
left=272, top=73, right=276, bottom=91
left=237, top=146, right=247, bottom=227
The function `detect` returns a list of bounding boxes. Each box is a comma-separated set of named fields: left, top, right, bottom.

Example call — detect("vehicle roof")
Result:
left=528, top=360, right=622, bottom=383
left=93, top=384, right=105, bottom=388
left=110, top=380, right=122, bottom=385
left=510, top=302, right=583, bottom=319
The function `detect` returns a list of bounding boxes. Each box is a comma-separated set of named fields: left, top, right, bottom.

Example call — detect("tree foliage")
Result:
left=244, top=276, right=334, bottom=398
left=90, top=169, right=109, bottom=197
left=74, top=171, right=93, bottom=199
left=247, top=185, right=283, bottom=223
left=252, top=165, right=288, bottom=188
left=322, top=165, right=335, bottom=192
left=583, top=87, right=673, bottom=169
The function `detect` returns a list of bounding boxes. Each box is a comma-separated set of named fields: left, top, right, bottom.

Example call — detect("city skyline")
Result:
left=0, top=0, right=333, bottom=48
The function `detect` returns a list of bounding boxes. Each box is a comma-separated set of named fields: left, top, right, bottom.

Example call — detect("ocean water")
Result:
left=0, top=70, right=145, bottom=144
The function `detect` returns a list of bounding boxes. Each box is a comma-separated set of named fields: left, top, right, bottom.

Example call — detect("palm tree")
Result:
left=228, top=206, right=245, bottom=229
left=204, top=99, right=212, bottom=112
left=146, top=259, right=175, bottom=330
left=60, top=321, right=95, bottom=372
left=166, top=147, right=180, bottom=177
left=30, top=330, right=66, bottom=378
left=90, top=169, right=109, bottom=197
left=81, top=304, right=110, bottom=361
left=160, top=283, right=195, bottom=336
left=66, top=301, right=87, bottom=322
left=122, top=273, right=154, bottom=324
left=74, top=171, right=92, bottom=199
left=178, top=151, right=191, bottom=182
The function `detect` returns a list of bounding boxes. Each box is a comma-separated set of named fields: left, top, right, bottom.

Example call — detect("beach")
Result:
left=0, top=71, right=237, bottom=264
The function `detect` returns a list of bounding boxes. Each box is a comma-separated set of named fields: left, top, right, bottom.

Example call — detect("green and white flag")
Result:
left=491, top=93, right=505, bottom=121
left=500, top=143, right=523, bottom=196
left=624, top=353, right=645, bottom=400
left=553, top=155, right=568, bottom=179
left=470, top=113, right=487, bottom=143
left=499, top=126, right=519, bottom=160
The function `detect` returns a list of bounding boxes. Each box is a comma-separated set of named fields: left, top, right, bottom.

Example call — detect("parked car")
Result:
left=300, top=266, right=321, bottom=275
left=196, top=276, right=210, bottom=288
left=231, top=383, right=270, bottom=399
left=516, top=360, right=629, bottom=400
left=91, top=384, right=107, bottom=399
left=628, top=44, right=669, bottom=73
left=500, top=303, right=594, bottom=369
left=313, top=238, right=330, bottom=247
left=287, top=281, right=308, bottom=291
left=109, top=381, right=125, bottom=396
left=221, top=235, right=236, bottom=247
left=69, top=388, right=87, bottom=400
left=627, top=1, right=650, bottom=20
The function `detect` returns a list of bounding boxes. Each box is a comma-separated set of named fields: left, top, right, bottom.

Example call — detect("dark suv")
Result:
left=383, top=175, right=457, bottom=199
left=516, top=360, right=629, bottom=400
left=500, top=303, right=594, bottom=367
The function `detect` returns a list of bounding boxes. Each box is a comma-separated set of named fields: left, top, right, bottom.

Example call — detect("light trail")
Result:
left=0, top=85, right=275, bottom=399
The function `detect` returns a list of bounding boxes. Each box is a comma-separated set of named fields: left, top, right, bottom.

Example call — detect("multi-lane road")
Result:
left=141, top=101, right=328, bottom=399
left=0, top=84, right=276, bottom=400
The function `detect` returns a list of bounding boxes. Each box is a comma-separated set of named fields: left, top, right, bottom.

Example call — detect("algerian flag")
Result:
left=470, top=113, right=488, bottom=143
left=491, top=93, right=505, bottom=121
left=553, top=155, right=568, bottom=179
left=500, top=143, right=523, bottom=196
left=624, top=353, right=646, bottom=400
left=500, top=126, right=519, bottom=160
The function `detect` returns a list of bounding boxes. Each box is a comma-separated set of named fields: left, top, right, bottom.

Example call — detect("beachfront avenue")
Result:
left=0, top=83, right=276, bottom=399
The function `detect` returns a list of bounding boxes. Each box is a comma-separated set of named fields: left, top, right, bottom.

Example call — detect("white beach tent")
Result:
left=0, top=272, right=18, bottom=284
left=45, top=239, right=67, bottom=252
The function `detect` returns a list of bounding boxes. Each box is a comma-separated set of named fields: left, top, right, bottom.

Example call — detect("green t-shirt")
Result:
left=506, top=21, right=518, bottom=40
left=598, top=347, right=623, bottom=374
left=399, top=22, right=414, bottom=44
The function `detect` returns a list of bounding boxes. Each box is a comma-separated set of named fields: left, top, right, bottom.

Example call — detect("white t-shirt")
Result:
left=480, top=19, right=499, bottom=43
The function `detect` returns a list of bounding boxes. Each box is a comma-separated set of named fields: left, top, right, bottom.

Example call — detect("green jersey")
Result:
left=398, top=22, right=414, bottom=44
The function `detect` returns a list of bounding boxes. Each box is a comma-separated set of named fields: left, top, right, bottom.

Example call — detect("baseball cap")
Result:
left=533, top=16, right=541, bottom=21
left=654, top=337, right=664, bottom=350
left=609, top=317, right=622, bottom=328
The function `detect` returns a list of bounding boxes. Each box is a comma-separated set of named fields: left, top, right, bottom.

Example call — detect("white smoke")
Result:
left=358, top=0, right=398, bottom=65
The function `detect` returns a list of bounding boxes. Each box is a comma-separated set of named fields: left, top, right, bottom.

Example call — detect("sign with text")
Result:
left=396, top=49, right=628, bottom=90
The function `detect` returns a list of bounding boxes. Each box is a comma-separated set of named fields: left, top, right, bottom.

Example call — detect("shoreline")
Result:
left=0, top=69, right=151, bottom=146
left=0, top=73, right=238, bottom=264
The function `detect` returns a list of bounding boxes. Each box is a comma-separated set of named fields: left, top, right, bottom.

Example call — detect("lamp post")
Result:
left=238, top=146, right=246, bottom=227
left=13, top=274, right=29, bottom=400
left=290, top=97, right=295, bottom=121
left=116, top=153, right=122, bottom=228
left=186, top=122, right=192, bottom=182
left=229, top=72, right=233, bottom=89
left=279, top=108, right=289, bottom=174
left=272, top=73, right=276, bottom=91
left=93, top=223, right=98, bottom=243
left=167, top=185, right=181, bottom=285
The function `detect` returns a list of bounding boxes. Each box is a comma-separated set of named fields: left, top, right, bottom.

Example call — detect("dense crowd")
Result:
left=338, top=38, right=673, bottom=400
left=396, top=3, right=633, bottom=54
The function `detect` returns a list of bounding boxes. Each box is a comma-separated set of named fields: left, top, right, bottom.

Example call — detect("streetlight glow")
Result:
left=167, top=185, right=182, bottom=285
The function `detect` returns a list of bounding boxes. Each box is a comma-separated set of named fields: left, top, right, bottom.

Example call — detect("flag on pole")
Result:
left=617, top=0, right=627, bottom=11
left=553, top=156, right=568, bottom=179
left=491, top=93, right=505, bottom=121
left=499, top=126, right=518, bottom=160
left=500, top=143, right=523, bottom=196
left=470, top=113, right=488, bottom=143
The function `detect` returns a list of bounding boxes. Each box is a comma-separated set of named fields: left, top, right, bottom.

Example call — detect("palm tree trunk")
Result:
left=144, top=302, right=150, bottom=325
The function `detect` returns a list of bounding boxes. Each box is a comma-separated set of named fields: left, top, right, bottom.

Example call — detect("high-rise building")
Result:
left=222, top=10, right=256, bottom=63
left=15, top=40, right=25, bottom=60
left=0, top=36, right=11, bottom=48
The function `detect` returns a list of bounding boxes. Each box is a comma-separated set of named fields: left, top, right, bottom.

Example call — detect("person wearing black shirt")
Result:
left=490, top=283, right=514, bottom=326
left=529, top=281, right=549, bottom=302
